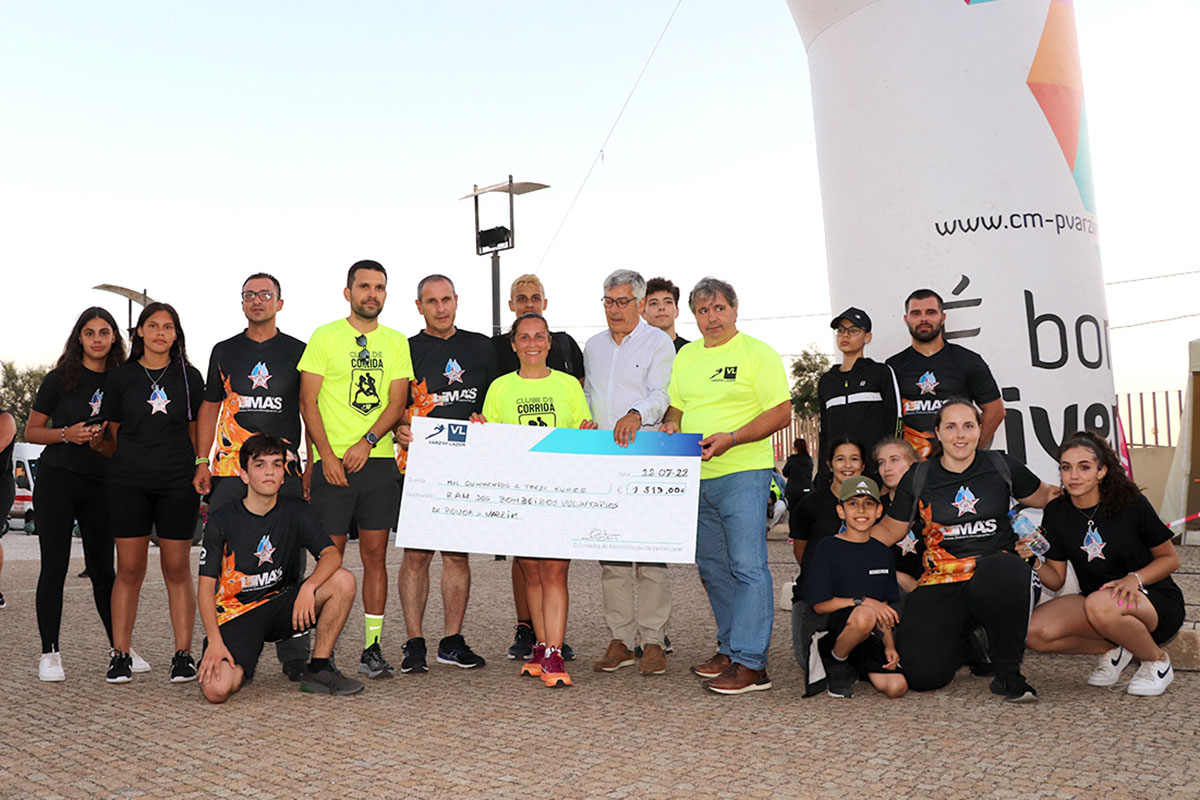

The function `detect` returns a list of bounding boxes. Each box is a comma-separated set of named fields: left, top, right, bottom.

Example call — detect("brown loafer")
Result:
left=593, top=639, right=636, bottom=672
left=639, top=644, right=667, bottom=676
left=690, top=652, right=732, bottom=679
left=703, top=663, right=771, bottom=695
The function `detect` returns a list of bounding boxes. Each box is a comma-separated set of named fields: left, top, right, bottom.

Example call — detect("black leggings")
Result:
left=896, top=553, right=1035, bottom=691
left=35, top=465, right=114, bottom=652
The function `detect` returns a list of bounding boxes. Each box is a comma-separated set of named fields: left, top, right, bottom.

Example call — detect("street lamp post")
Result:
left=93, top=284, right=156, bottom=339
left=461, top=176, right=549, bottom=336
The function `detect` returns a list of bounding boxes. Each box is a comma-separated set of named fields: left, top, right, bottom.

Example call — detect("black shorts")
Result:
left=205, top=584, right=307, bottom=679
left=1145, top=585, right=1186, bottom=645
left=310, top=457, right=401, bottom=533
left=109, top=483, right=200, bottom=540
left=821, top=605, right=904, bottom=677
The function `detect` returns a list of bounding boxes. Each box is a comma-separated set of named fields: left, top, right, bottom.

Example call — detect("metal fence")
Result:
left=1119, top=390, right=1185, bottom=447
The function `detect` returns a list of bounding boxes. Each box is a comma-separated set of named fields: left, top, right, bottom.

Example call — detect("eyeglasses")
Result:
left=355, top=334, right=369, bottom=361
left=835, top=326, right=865, bottom=336
left=241, top=290, right=276, bottom=302
left=601, top=296, right=636, bottom=308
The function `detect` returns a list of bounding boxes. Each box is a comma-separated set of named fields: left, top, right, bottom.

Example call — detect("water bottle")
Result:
left=1010, top=509, right=1050, bottom=558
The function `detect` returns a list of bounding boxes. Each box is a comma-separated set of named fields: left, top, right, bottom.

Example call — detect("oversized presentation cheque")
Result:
left=397, top=416, right=702, bottom=562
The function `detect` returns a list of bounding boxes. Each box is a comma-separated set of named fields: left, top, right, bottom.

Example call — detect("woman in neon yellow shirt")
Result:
left=474, top=313, right=596, bottom=688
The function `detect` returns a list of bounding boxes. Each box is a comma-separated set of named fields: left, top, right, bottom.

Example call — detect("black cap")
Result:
left=831, top=307, right=872, bottom=332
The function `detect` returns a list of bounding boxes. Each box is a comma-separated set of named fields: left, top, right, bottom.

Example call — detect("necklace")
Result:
left=140, top=361, right=169, bottom=391
left=1074, top=502, right=1101, bottom=536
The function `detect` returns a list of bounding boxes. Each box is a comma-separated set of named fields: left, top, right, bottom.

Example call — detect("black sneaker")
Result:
left=358, top=641, right=395, bottom=678
left=826, top=658, right=856, bottom=699
left=0, top=592, right=6, bottom=609
left=562, top=642, right=575, bottom=662
left=106, top=650, right=132, bottom=684
left=437, top=634, right=486, bottom=669
left=990, top=673, right=1038, bottom=703
left=300, top=665, right=365, bottom=696
left=400, top=637, right=428, bottom=674
left=282, top=659, right=307, bottom=682
left=508, top=623, right=535, bottom=660
left=170, top=650, right=197, bottom=683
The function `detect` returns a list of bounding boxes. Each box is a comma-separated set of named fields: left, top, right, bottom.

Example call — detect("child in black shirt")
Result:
left=804, top=476, right=907, bottom=699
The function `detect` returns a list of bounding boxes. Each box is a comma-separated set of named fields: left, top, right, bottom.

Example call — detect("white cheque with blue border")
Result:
left=397, top=416, right=702, bottom=562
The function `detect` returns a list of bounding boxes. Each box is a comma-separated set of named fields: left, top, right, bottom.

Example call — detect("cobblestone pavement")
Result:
left=0, top=529, right=1197, bottom=799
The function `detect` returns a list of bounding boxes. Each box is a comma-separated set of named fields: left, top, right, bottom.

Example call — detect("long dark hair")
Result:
left=929, top=397, right=982, bottom=460
left=1057, top=430, right=1139, bottom=516
left=127, top=302, right=196, bottom=420
left=56, top=307, right=125, bottom=393
left=793, top=438, right=809, bottom=458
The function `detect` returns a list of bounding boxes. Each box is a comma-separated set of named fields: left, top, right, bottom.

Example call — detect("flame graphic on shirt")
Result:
left=396, top=378, right=443, bottom=474
left=915, top=501, right=978, bottom=586
left=215, top=548, right=277, bottom=625
left=214, top=372, right=259, bottom=477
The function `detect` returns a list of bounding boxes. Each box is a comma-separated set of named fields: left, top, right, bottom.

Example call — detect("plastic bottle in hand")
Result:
left=1010, top=509, right=1050, bottom=558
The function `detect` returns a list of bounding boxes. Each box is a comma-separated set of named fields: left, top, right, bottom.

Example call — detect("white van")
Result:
left=10, top=442, right=45, bottom=532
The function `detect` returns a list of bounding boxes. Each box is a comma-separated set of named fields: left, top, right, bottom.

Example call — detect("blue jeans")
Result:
left=695, top=469, right=774, bottom=670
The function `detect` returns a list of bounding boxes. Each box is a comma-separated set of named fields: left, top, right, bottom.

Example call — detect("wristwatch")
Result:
left=853, top=596, right=864, bottom=606
left=364, top=431, right=380, bottom=447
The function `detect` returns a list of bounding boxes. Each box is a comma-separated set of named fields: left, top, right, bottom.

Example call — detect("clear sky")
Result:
left=1, top=1, right=1195, bottom=398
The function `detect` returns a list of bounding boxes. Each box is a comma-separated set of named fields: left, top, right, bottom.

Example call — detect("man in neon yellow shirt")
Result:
left=663, top=277, right=791, bottom=694
left=299, top=260, right=413, bottom=679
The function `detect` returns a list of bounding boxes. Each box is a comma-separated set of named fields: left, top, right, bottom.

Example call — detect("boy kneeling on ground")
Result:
left=197, top=433, right=363, bottom=702
left=804, top=476, right=907, bottom=699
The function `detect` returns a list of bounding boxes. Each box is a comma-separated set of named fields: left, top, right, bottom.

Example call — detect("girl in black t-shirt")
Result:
left=25, top=307, right=128, bottom=682
left=791, top=437, right=866, bottom=591
left=102, top=303, right=205, bottom=684
left=874, top=437, right=924, bottom=593
left=872, top=399, right=1059, bottom=701
left=1025, top=431, right=1183, bottom=697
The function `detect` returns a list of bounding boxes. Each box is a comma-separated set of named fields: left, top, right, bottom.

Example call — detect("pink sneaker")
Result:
left=521, top=643, right=546, bottom=677
left=541, top=648, right=572, bottom=688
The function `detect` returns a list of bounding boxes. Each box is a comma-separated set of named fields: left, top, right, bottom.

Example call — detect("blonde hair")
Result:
left=510, top=274, right=544, bottom=298
left=873, top=437, right=918, bottom=464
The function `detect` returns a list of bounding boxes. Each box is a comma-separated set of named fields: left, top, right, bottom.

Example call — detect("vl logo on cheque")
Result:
left=425, top=422, right=469, bottom=447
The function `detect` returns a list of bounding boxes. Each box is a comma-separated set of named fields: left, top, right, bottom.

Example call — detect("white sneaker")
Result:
left=39, top=651, right=66, bottom=682
left=130, top=649, right=151, bottom=674
left=1127, top=654, right=1174, bottom=697
left=1087, top=646, right=1133, bottom=687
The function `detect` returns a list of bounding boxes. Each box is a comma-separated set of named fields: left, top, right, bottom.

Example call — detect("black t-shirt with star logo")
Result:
left=1042, top=493, right=1182, bottom=598
left=887, top=451, right=1039, bottom=585
left=32, top=366, right=110, bottom=476
left=198, top=495, right=333, bottom=625
left=101, top=360, right=205, bottom=490
left=886, top=343, right=1001, bottom=456
left=202, top=331, right=306, bottom=477
left=409, top=329, right=501, bottom=420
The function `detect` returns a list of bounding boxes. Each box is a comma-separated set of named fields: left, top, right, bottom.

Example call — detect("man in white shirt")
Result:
left=583, top=269, right=677, bottom=676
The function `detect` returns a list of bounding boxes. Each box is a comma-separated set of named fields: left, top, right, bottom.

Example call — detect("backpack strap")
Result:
left=905, top=461, right=931, bottom=525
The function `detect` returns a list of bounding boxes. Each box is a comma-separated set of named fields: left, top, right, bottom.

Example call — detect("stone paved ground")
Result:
left=0, top=529, right=1197, bottom=799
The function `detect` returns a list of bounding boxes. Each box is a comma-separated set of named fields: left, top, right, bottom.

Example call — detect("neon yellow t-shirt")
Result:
left=482, top=369, right=592, bottom=429
left=667, top=331, right=790, bottom=479
left=298, top=318, right=414, bottom=461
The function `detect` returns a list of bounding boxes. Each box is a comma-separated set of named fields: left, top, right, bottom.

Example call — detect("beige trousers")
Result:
left=600, top=561, right=671, bottom=647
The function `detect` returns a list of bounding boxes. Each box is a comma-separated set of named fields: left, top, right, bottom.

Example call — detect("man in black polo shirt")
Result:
left=193, top=272, right=311, bottom=678
left=886, top=289, right=1005, bottom=459
left=197, top=434, right=362, bottom=702
left=817, top=307, right=901, bottom=468
left=394, top=274, right=497, bottom=674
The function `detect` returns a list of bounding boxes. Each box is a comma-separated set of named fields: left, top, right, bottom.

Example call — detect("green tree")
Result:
left=789, top=346, right=831, bottom=420
left=1, top=361, right=50, bottom=440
